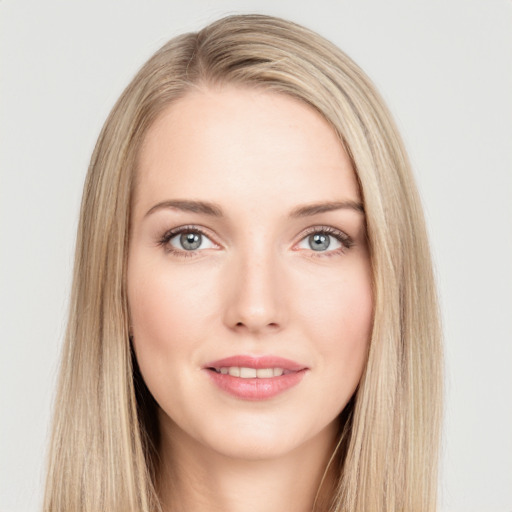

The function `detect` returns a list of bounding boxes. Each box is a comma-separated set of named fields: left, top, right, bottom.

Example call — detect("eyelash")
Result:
left=157, top=225, right=215, bottom=259
left=299, top=226, right=354, bottom=258
left=157, top=224, right=354, bottom=259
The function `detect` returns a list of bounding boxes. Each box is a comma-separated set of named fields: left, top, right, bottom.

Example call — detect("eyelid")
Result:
left=293, top=225, right=354, bottom=255
left=157, top=224, right=221, bottom=257
left=157, top=224, right=353, bottom=258
left=297, top=225, right=352, bottom=244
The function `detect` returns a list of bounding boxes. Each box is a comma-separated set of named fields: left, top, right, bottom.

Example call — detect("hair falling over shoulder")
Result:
left=43, top=14, right=442, bottom=512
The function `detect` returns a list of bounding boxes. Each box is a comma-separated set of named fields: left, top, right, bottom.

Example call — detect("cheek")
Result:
left=297, top=261, right=373, bottom=384
left=129, top=257, right=216, bottom=341
left=127, top=259, right=213, bottom=389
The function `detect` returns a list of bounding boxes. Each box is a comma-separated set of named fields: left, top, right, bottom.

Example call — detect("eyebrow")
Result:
left=290, top=200, right=364, bottom=217
left=145, top=199, right=364, bottom=218
left=145, top=200, right=224, bottom=217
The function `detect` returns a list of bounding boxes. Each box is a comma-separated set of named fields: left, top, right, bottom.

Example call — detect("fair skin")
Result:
left=127, top=85, right=373, bottom=512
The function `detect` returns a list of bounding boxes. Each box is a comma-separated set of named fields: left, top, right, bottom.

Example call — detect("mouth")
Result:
left=207, top=367, right=291, bottom=378
left=203, top=355, right=308, bottom=400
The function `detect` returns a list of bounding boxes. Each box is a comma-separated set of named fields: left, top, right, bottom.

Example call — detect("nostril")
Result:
left=234, top=321, right=280, bottom=330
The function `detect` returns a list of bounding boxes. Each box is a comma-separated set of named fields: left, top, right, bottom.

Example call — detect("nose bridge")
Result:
left=223, top=239, right=285, bottom=333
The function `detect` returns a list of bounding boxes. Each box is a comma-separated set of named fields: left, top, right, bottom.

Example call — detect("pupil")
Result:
left=180, top=232, right=201, bottom=250
left=310, top=233, right=330, bottom=251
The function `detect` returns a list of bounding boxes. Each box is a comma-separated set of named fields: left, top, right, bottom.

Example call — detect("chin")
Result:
left=181, top=410, right=340, bottom=463
left=204, top=428, right=302, bottom=461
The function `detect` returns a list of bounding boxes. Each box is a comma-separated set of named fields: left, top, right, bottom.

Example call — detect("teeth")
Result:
left=256, top=368, right=273, bottom=378
left=218, top=367, right=285, bottom=378
left=240, top=367, right=257, bottom=378
left=228, top=367, right=240, bottom=377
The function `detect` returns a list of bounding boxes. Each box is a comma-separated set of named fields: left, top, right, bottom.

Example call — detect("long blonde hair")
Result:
left=44, top=14, right=442, bottom=512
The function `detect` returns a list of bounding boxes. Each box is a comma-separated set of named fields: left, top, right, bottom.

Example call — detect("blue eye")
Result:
left=177, top=232, right=202, bottom=250
left=308, top=233, right=333, bottom=251
left=296, top=227, right=352, bottom=254
left=159, top=225, right=352, bottom=258
left=160, top=227, right=216, bottom=254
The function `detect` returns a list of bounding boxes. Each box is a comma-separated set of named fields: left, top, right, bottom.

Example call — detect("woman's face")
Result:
left=128, top=86, right=373, bottom=461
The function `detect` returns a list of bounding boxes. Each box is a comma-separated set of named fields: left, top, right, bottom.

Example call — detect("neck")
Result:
left=156, top=415, right=340, bottom=512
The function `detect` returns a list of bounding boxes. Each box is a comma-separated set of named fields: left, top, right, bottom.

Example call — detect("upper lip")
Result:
left=204, top=355, right=307, bottom=372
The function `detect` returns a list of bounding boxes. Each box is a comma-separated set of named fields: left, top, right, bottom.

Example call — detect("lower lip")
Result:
left=205, top=369, right=307, bottom=400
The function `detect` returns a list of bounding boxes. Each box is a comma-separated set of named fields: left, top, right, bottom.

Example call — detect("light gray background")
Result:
left=1, top=1, right=511, bottom=511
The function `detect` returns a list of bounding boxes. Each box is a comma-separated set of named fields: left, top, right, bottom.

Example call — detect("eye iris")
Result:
left=180, top=232, right=202, bottom=250
left=309, top=233, right=330, bottom=251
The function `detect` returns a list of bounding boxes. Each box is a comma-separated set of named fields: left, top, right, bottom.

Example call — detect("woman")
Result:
left=43, top=14, right=442, bottom=512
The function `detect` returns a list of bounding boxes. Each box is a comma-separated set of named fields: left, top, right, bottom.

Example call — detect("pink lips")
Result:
left=203, top=355, right=308, bottom=400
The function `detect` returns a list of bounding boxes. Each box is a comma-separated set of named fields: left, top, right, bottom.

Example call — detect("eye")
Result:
left=295, top=226, right=353, bottom=255
left=159, top=226, right=217, bottom=255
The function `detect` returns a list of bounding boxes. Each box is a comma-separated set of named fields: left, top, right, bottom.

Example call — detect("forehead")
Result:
left=135, top=85, right=360, bottom=213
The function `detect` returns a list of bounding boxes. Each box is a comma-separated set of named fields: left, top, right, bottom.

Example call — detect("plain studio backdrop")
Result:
left=1, top=1, right=511, bottom=511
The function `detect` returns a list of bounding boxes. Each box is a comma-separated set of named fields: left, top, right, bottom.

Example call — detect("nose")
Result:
left=222, top=247, right=286, bottom=335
